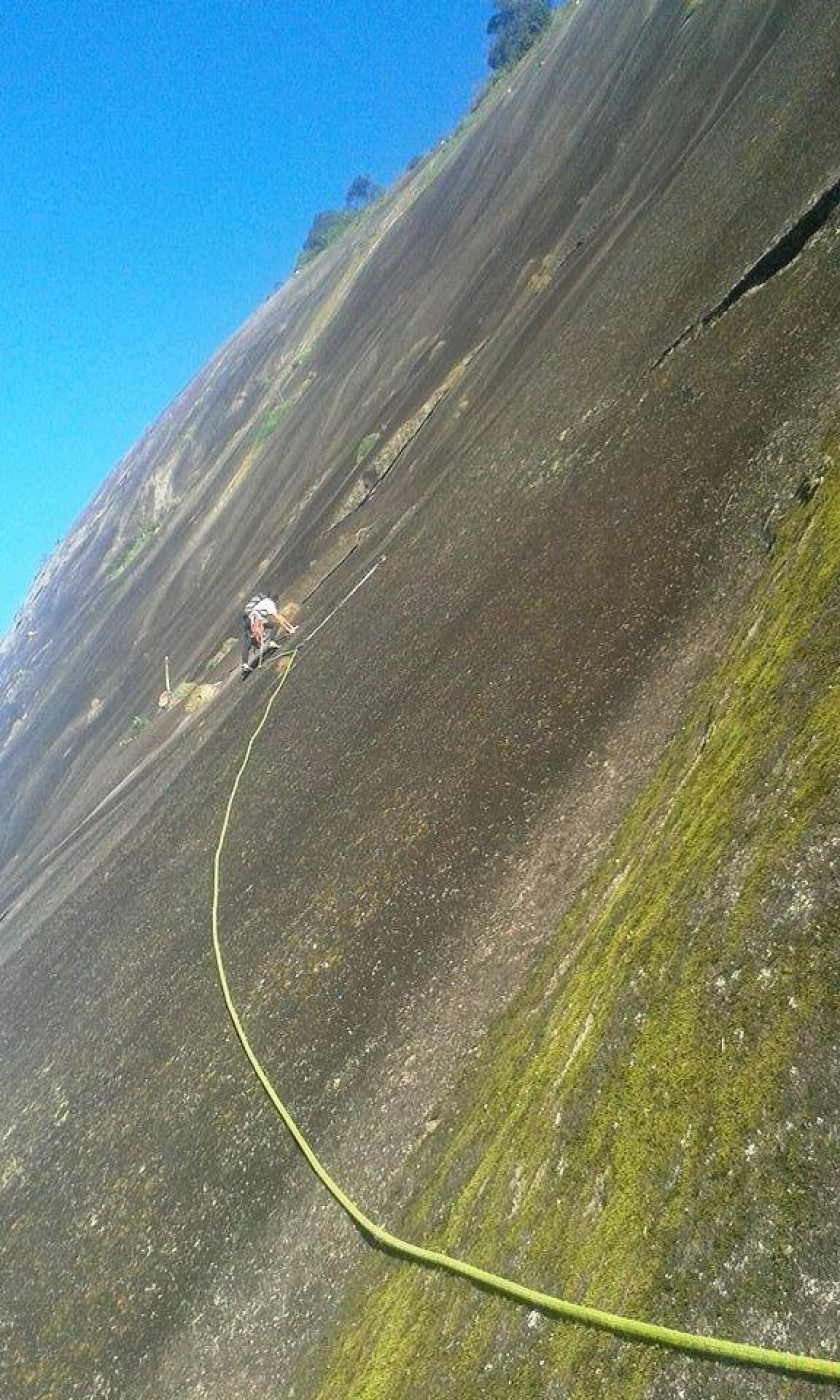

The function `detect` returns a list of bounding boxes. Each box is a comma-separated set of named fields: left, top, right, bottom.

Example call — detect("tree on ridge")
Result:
left=488, top=0, right=553, bottom=71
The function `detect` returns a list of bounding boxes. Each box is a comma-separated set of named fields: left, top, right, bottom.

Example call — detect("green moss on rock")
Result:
left=253, top=402, right=290, bottom=445
left=355, top=432, right=381, bottom=466
left=308, top=453, right=840, bottom=1399
left=108, top=520, right=160, bottom=580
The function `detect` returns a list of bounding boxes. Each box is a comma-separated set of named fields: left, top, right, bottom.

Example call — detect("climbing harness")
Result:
left=246, top=610, right=266, bottom=669
left=211, top=656, right=840, bottom=1386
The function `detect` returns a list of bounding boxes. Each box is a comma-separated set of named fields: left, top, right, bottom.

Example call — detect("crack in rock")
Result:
left=654, top=173, right=840, bottom=368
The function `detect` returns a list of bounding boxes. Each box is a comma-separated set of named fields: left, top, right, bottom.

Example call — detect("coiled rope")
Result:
left=211, top=652, right=840, bottom=1384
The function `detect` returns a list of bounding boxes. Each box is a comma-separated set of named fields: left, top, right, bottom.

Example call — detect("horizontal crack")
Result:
left=654, top=173, right=840, bottom=367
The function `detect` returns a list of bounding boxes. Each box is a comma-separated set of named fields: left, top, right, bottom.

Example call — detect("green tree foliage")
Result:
left=487, top=0, right=552, bottom=71
left=297, top=174, right=382, bottom=268
left=299, top=209, right=357, bottom=264
left=346, top=174, right=382, bottom=210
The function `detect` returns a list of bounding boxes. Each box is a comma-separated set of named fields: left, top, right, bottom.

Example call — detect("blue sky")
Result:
left=0, top=0, right=491, bottom=635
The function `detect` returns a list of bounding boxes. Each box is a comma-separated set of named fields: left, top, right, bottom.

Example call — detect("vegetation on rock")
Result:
left=253, top=401, right=290, bottom=445
left=108, top=519, right=160, bottom=580
left=297, top=175, right=383, bottom=269
left=308, top=447, right=840, bottom=1398
left=355, top=432, right=381, bottom=466
left=488, top=0, right=554, bottom=72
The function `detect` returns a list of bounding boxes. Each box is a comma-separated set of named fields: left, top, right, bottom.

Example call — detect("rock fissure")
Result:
left=654, top=173, right=840, bottom=367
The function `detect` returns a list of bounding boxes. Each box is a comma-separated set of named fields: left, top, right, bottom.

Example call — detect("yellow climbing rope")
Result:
left=211, top=652, right=840, bottom=1384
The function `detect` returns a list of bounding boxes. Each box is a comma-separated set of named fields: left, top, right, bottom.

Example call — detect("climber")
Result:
left=240, top=593, right=297, bottom=677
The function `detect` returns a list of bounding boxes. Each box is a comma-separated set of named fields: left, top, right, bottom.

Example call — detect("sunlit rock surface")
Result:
left=2, top=2, right=839, bottom=1396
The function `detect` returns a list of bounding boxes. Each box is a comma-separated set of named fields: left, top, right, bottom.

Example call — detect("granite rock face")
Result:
left=2, top=2, right=839, bottom=1397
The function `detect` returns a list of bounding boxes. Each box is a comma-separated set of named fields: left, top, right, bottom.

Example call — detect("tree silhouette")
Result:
left=346, top=175, right=382, bottom=211
left=488, top=0, right=552, bottom=71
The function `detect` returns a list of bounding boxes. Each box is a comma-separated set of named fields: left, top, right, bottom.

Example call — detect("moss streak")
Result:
left=309, top=453, right=840, bottom=1399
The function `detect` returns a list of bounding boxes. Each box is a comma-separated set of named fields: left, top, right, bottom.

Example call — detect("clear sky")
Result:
left=0, top=0, right=492, bottom=635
